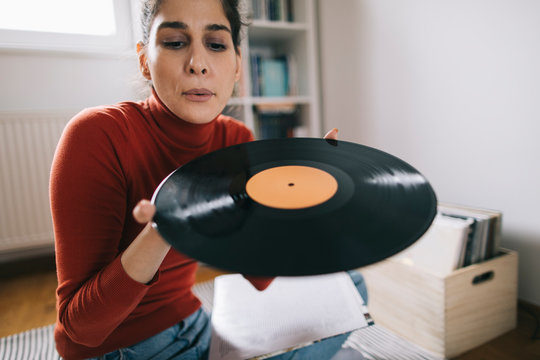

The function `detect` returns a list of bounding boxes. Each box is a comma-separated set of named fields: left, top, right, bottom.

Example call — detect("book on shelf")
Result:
left=208, top=272, right=372, bottom=360
left=260, top=56, right=289, bottom=97
left=250, top=53, right=297, bottom=98
left=250, top=0, right=294, bottom=22
left=254, top=103, right=299, bottom=139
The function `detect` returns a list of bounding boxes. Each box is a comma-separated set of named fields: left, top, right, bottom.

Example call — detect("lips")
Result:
left=183, top=88, right=215, bottom=102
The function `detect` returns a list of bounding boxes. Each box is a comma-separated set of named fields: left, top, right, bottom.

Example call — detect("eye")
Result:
left=163, top=40, right=186, bottom=49
left=207, top=41, right=227, bottom=52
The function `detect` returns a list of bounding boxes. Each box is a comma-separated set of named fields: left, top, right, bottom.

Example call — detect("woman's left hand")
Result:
left=324, top=128, right=339, bottom=140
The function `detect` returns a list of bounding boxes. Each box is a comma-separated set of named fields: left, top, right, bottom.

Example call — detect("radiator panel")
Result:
left=0, top=112, right=72, bottom=259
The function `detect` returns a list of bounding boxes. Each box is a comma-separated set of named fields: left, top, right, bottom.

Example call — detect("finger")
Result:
left=323, top=128, right=339, bottom=140
left=133, top=199, right=156, bottom=224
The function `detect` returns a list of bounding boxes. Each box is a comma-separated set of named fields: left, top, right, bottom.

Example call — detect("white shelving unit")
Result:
left=225, top=0, right=321, bottom=139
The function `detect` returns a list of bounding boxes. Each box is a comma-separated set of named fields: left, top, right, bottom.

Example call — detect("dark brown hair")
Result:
left=139, top=0, right=246, bottom=53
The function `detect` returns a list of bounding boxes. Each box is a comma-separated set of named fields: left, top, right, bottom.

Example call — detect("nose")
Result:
left=186, top=43, right=208, bottom=75
left=190, top=66, right=207, bottom=75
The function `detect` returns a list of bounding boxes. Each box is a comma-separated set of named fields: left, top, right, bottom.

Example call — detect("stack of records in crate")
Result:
left=394, top=202, right=502, bottom=276
left=438, top=203, right=502, bottom=267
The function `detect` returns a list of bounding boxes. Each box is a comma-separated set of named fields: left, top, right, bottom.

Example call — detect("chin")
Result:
left=182, top=111, right=220, bottom=125
left=180, top=101, right=224, bottom=124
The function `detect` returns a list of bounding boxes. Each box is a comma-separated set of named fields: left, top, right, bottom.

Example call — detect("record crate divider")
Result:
left=360, top=248, right=518, bottom=359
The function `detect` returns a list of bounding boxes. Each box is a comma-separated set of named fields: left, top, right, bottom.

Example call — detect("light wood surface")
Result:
left=0, top=270, right=57, bottom=338
left=0, top=262, right=227, bottom=338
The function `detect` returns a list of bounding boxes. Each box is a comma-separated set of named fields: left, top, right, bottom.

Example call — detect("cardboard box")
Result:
left=361, top=249, right=518, bottom=359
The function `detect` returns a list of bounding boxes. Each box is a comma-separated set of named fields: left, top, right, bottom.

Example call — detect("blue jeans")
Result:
left=94, top=271, right=367, bottom=360
left=91, top=308, right=211, bottom=360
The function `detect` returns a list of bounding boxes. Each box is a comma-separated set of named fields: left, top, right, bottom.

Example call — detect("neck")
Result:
left=147, top=88, right=217, bottom=148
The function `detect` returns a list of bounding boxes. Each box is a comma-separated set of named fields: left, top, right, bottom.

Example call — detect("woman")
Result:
left=50, top=0, right=360, bottom=359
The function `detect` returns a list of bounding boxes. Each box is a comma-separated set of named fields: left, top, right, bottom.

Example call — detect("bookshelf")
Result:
left=224, top=0, right=321, bottom=139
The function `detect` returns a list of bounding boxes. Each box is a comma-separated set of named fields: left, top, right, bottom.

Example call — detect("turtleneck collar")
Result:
left=145, top=87, right=217, bottom=149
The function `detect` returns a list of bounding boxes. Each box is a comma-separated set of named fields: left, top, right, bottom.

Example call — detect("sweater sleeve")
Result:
left=51, top=109, right=153, bottom=347
left=242, top=275, right=274, bottom=291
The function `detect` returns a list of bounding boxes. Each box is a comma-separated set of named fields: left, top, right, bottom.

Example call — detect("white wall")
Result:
left=318, top=0, right=540, bottom=305
left=0, top=50, right=141, bottom=112
left=0, top=48, right=142, bottom=260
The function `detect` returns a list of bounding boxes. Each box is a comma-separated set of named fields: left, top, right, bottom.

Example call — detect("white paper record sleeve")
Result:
left=208, top=272, right=372, bottom=360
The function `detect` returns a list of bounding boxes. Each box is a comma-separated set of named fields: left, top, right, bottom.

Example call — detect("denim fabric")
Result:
left=92, top=271, right=367, bottom=360
left=349, top=270, right=368, bottom=305
left=92, top=308, right=211, bottom=360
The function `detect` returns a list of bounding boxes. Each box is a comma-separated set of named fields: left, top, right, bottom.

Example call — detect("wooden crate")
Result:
left=361, top=249, right=518, bottom=359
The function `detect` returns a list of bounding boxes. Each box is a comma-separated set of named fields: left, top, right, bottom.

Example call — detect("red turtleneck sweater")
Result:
left=50, top=90, right=268, bottom=359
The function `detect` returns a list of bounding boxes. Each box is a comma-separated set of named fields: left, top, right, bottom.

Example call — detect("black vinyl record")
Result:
left=151, top=138, right=437, bottom=276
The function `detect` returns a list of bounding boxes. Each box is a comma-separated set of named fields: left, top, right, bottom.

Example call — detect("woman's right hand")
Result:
left=120, top=199, right=171, bottom=284
left=132, top=199, right=157, bottom=224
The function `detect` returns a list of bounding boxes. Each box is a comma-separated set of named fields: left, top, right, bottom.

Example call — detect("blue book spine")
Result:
left=260, top=57, right=289, bottom=97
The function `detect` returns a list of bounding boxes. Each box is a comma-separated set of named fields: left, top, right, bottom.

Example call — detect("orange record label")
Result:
left=245, top=165, right=338, bottom=209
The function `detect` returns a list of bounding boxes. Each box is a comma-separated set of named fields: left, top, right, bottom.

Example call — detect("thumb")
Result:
left=133, top=199, right=156, bottom=224
left=324, top=128, right=339, bottom=140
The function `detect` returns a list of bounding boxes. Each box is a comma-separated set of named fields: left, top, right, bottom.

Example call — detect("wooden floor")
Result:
left=1, top=257, right=540, bottom=360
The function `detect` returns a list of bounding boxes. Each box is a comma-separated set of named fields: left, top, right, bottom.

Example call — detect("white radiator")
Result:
left=0, top=112, right=73, bottom=261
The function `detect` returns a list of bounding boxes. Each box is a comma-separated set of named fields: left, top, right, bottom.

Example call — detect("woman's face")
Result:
left=139, top=0, right=241, bottom=124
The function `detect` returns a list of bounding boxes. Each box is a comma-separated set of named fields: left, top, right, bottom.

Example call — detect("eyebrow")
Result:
left=157, top=21, right=231, bottom=34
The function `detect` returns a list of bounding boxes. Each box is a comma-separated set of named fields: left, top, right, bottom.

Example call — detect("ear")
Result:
left=234, top=48, right=242, bottom=82
left=137, top=41, right=152, bottom=80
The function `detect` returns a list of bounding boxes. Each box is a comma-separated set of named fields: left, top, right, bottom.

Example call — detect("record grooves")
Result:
left=151, top=138, right=437, bottom=276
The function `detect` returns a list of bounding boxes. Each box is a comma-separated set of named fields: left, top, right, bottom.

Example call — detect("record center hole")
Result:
left=288, top=183, right=295, bottom=187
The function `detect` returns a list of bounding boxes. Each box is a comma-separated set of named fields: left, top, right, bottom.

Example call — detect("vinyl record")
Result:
left=151, top=138, right=437, bottom=276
